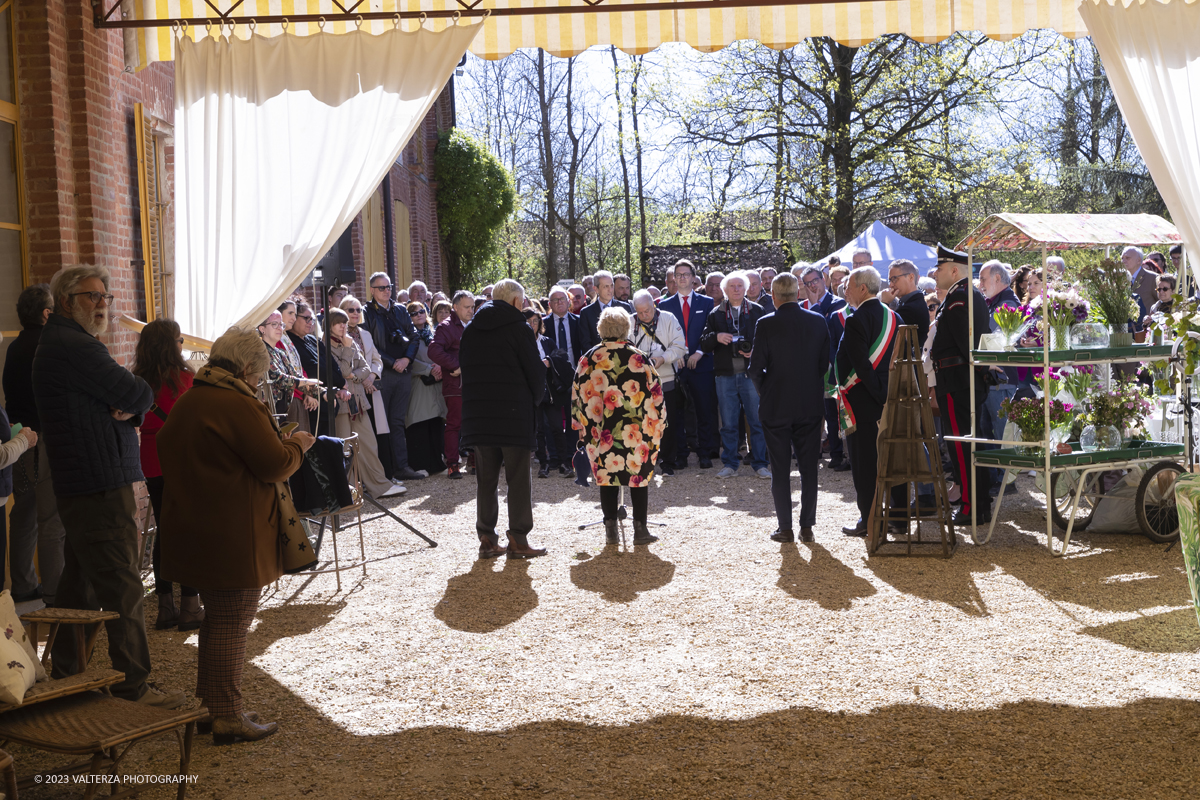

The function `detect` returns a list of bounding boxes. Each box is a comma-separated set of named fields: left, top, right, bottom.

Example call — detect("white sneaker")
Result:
left=136, top=687, right=186, bottom=709
left=717, top=466, right=738, bottom=478
left=379, top=484, right=407, bottom=498
left=415, top=469, right=429, bottom=478
left=756, top=467, right=772, bottom=479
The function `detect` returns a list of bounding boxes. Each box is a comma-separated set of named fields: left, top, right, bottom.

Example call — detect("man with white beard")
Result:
left=32, top=265, right=184, bottom=709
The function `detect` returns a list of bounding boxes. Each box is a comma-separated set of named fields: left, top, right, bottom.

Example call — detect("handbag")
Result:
left=277, top=480, right=318, bottom=573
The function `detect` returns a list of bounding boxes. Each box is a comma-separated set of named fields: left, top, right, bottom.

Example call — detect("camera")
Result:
left=732, top=335, right=752, bottom=356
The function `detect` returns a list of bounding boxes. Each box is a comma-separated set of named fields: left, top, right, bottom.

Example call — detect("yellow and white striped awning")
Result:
left=120, top=0, right=1088, bottom=71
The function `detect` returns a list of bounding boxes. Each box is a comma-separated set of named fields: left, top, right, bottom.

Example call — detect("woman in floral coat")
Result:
left=572, top=307, right=666, bottom=545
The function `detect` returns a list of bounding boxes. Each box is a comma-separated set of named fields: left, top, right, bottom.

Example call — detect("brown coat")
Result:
left=157, top=378, right=305, bottom=590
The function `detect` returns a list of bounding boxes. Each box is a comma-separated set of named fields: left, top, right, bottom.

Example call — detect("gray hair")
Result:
left=452, top=290, right=474, bottom=305
left=720, top=271, right=747, bottom=295
left=597, top=307, right=632, bottom=341
left=980, top=259, right=1012, bottom=286
left=889, top=259, right=919, bottom=280
left=407, top=280, right=428, bottom=296
left=593, top=270, right=614, bottom=284
left=1123, top=246, right=1144, bottom=261
left=849, top=266, right=881, bottom=295
left=492, top=279, right=525, bottom=306
left=772, top=272, right=800, bottom=304
left=917, top=276, right=937, bottom=293
left=548, top=286, right=569, bottom=301
left=368, top=271, right=391, bottom=288
left=211, top=326, right=270, bottom=377
left=853, top=248, right=873, bottom=260
left=632, top=289, right=656, bottom=310
left=50, top=264, right=110, bottom=313
left=1046, top=256, right=1066, bottom=274
left=790, top=262, right=809, bottom=277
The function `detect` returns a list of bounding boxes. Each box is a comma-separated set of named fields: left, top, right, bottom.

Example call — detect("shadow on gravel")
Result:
left=433, top=558, right=538, bottom=633
left=570, top=543, right=676, bottom=602
left=777, top=542, right=876, bottom=611
left=865, top=553, right=991, bottom=617
left=1079, top=607, right=1200, bottom=653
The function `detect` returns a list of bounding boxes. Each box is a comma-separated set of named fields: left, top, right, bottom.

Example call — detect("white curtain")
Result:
left=1080, top=0, right=1199, bottom=277
left=174, top=24, right=480, bottom=342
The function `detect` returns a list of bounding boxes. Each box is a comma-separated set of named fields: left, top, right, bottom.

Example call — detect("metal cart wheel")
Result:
left=1050, top=470, right=1106, bottom=531
left=1135, top=460, right=1184, bottom=543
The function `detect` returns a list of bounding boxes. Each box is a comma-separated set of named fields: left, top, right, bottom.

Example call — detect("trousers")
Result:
left=51, top=485, right=152, bottom=700
left=762, top=415, right=823, bottom=531
left=475, top=446, right=534, bottom=537
left=715, top=372, right=769, bottom=471
left=379, top=369, right=412, bottom=474
left=196, top=588, right=260, bottom=718
left=938, top=387, right=993, bottom=515
left=443, top=395, right=463, bottom=468
left=7, top=443, right=65, bottom=604
left=675, top=368, right=718, bottom=463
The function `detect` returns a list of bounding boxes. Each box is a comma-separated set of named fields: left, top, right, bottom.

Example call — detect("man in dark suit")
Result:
left=887, top=260, right=930, bottom=347
left=931, top=251, right=994, bottom=525
left=542, top=286, right=583, bottom=478
left=749, top=273, right=829, bottom=543
left=659, top=259, right=718, bottom=469
left=835, top=267, right=901, bottom=537
left=579, top=270, right=633, bottom=353
left=800, top=266, right=849, bottom=471
left=746, top=270, right=774, bottom=313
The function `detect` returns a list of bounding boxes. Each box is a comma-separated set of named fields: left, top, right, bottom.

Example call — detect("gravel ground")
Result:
left=13, top=461, right=1200, bottom=799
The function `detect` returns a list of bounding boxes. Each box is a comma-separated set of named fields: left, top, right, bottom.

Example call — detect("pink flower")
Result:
left=629, top=475, right=644, bottom=487
left=621, top=425, right=644, bottom=448
left=597, top=429, right=615, bottom=450
left=603, top=387, right=624, bottom=412
left=603, top=453, right=626, bottom=473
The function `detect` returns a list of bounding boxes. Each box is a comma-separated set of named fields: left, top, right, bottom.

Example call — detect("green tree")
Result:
left=435, top=129, right=516, bottom=291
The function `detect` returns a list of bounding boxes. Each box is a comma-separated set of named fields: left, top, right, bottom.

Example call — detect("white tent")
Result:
left=812, top=221, right=938, bottom=276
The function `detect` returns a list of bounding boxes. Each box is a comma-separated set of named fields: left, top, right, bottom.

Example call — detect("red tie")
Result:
left=682, top=295, right=690, bottom=337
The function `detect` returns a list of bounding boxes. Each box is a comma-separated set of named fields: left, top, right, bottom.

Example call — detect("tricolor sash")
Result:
left=836, top=308, right=899, bottom=435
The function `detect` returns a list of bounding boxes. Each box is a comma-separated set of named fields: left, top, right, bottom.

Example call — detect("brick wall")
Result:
left=17, top=1, right=173, bottom=368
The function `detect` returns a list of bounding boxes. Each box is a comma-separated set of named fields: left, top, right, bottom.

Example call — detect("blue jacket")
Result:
left=658, top=291, right=714, bottom=372
left=32, top=314, right=154, bottom=497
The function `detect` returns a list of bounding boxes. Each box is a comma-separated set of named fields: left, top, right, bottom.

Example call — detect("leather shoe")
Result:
left=659, top=463, right=674, bottom=476
left=698, top=458, right=713, bottom=469
left=198, top=710, right=259, bottom=735
left=506, top=531, right=548, bottom=558
left=886, top=522, right=907, bottom=536
left=212, top=712, right=278, bottom=745
left=951, top=510, right=988, bottom=526
left=478, top=533, right=507, bottom=559
left=799, top=527, right=814, bottom=543
left=831, top=459, right=851, bottom=472
left=770, top=529, right=795, bottom=543
left=842, top=521, right=868, bottom=537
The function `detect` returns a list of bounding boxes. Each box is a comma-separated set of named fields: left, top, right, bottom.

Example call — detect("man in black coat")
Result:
left=461, top=279, right=548, bottom=559
left=362, top=271, right=426, bottom=481
left=931, top=253, right=994, bottom=525
left=32, top=265, right=183, bottom=708
left=801, top=266, right=849, bottom=470
left=3, top=284, right=65, bottom=605
left=887, top=260, right=930, bottom=347
left=286, top=301, right=349, bottom=438
left=834, top=267, right=901, bottom=537
left=749, top=273, right=829, bottom=542
left=542, top=286, right=584, bottom=478
left=578, top=270, right=633, bottom=354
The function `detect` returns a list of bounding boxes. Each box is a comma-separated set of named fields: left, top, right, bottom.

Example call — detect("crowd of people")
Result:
left=0, top=243, right=1180, bottom=746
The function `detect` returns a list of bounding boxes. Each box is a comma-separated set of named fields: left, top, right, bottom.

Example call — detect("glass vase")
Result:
left=1080, top=425, right=1098, bottom=452
left=1109, top=327, right=1134, bottom=348
left=1096, top=425, right=1122, bottom=450
left=1050, top=324, right=1071, bottom=351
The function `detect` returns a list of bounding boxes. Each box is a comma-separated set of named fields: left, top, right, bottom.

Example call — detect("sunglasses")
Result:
left=298, top=315, right=314, bottom=322
left=1158, top=286, right=1173, bottom=292
left=371, top=284, right=392, bottom=291
left=346, top=307, right=362, bottom=313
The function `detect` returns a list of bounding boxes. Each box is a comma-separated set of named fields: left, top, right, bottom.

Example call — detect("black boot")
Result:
left=604, top=519, right=619, bottom=544
left=632, top=520, right=658, bottom=545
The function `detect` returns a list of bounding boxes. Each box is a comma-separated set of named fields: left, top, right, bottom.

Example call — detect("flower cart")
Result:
left=953, top=213, right=1187, bottom=556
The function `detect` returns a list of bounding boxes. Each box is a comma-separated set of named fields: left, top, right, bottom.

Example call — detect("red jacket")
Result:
left=140, top=372, right=194, bottom=478
left=428, top=315, right=466, bottom=398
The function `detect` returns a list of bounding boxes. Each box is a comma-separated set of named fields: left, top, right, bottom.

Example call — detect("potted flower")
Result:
left=1077, top=259, right=1140, bottom=347
left=1059, top=365, right=1097, bottom=405
left=1000, top=396, right=1076, bottom=454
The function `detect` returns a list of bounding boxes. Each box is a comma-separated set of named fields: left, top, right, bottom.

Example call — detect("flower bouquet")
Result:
left=1059, top=365, right=1097, bottom=405
left=1082, top=378, right=1153, bottom=446
left=1000, top=396, right=1075, bottom=453
left=1030, top=367, right=1062, bottom=398
left=1028, top=287, right=1089, bottom=350
left=1076, top=259, right=1140, bottom=346
left=992, top=304, right=1030, bottom=348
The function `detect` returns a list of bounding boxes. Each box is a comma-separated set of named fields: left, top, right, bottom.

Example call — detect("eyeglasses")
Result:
left=70, top=291, right=114, bottom=306
left=887, top=275, right=903, bottom=284
left=371, top=284, right=392, bottom=292
left=176, top=338, right=185, bottom=345
left=262, top=322, right=283, bottom=329
left=298, top=315, right=314, bottom=322
left=803, top=277, right=823, bottom=288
